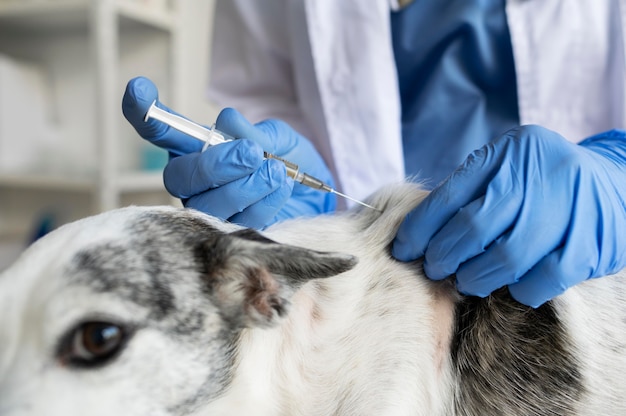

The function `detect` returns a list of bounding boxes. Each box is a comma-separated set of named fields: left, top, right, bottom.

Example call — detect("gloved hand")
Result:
left=392, top=125, right=626, bottom=307
left=122, top=76, right=336, bottom=228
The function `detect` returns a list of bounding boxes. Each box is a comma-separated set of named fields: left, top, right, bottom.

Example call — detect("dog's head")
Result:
left=0, top=206, right=356, bottom=416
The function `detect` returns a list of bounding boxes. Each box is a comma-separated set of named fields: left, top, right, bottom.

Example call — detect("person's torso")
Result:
left=210, top=0, right=626, bottom=200
left=391, top=0, right=519, bottom=187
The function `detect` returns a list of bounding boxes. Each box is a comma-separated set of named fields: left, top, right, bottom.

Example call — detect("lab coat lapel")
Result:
left=302, top=0, right=405, bottom=201
left=506, top=0, right=626, bottom=141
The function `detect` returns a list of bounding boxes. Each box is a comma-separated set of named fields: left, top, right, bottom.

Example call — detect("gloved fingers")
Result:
left=507, top=248, right=585, bottom=307
left=423, top=186, right=522, bottom=280
left=255, top=119, right=302, bottom=155
left=122, top=76, right=204, bottom=156
left=392, top=141, right=507, bottom=262
left=183, top=159, right=288, bottom=221
left=217, top=108, right=334, bottom=190
left=290, top=182, right=338, bottom=214
left=453, top=205, right=567, bottom=298
left=265, top=185, right=336, bottom=224
left=509, top=186, right=616, bottom=307
left=217, top=109, right=312, bottom=159
left=453, top=239, right=523, bottom=298
left=578, top=129, right=626, bottom=163
left=229, top=181, right=294, bottom=228
left=163, top=140, right=264, bottom=198
left=216, top=108, right=276, bottom=151
left=122, top=76, right=158, bottom=131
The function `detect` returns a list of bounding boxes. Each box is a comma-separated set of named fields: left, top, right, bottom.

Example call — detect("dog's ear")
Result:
left=195, top=228, right=357, bottom=329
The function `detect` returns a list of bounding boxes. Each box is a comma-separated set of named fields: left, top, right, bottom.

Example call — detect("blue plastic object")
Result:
left=392, top=126, right=626, bottom=307
left=122, top=77, right=335, bottom=228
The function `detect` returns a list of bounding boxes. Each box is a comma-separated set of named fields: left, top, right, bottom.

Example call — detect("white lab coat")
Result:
left=209, top=0, right=626, bottom=202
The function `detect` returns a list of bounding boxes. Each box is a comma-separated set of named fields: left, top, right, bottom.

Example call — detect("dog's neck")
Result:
left=203, top=274, right=457, bottom=415
left=200, top=185, right=456, bottom=415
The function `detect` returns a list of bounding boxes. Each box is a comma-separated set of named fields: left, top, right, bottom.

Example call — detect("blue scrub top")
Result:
left=391, top=0, right=519, bottom=188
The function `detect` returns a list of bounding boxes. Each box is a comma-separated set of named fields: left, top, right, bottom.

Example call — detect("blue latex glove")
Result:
left=122, top=76, right=336, bottom=228
left=392, top=125, right=626, bottom=307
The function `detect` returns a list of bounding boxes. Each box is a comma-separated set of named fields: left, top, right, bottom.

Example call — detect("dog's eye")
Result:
left=58, top=321, right=129, bottom=368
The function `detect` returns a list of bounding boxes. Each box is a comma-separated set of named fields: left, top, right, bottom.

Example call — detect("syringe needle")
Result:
left=265, top=153, right=380, bottom=211
left=331, top=189, right=381, bottom=212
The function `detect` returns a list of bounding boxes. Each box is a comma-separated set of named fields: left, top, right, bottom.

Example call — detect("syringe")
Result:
left=144, top=102, right=380, bottom=211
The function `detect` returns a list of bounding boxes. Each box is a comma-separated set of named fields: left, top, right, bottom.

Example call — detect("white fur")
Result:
left=0, top=183, right=624, bottom=415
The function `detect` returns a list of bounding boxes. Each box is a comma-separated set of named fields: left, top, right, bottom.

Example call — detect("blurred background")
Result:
left=0, top=0, right=217, bottom=270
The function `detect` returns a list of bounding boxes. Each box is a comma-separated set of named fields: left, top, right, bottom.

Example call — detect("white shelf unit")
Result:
left=0, top=0, right=191, bottom=241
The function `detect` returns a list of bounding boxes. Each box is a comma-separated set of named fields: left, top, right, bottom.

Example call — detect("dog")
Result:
left=1, top=183, right=625, bottom=416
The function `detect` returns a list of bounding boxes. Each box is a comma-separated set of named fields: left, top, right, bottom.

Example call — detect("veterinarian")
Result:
left=122, top=0, right=626, bottom=308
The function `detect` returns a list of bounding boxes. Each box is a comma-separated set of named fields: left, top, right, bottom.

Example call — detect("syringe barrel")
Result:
left=299, top=173, right=332, bottom=191
left=264, top=152, right=331, bottom=191
left=145, top=103, right=340, bottom=197
left=264, top=152, right=301, bottom=180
